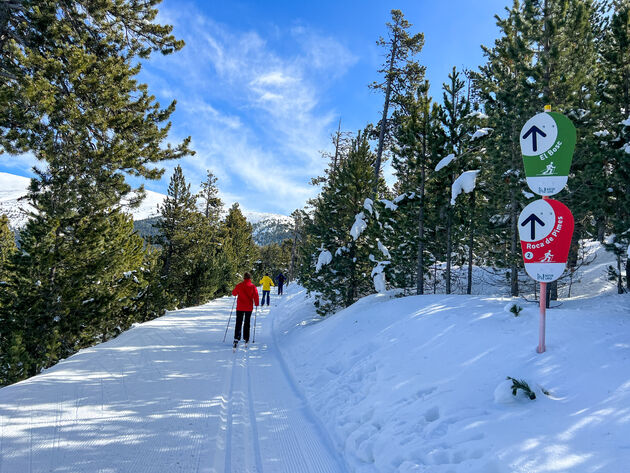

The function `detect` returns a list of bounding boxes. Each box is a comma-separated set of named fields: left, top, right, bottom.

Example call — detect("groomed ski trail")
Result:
left=0, top=289, right=348, bottom=473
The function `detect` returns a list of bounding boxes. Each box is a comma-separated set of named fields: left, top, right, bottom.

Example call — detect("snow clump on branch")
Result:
left=471, top=128, right=493, bottom=140
left=435, top=153, right=455, bottom=172
left=350, top=212, right=368, bottom=240
left=316, top=248, right=332, bottom=272
left=451, top=170, right=480, bottom=205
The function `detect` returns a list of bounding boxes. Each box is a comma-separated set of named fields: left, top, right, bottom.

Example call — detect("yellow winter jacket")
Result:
left=259, top=275, right=275, bottom=291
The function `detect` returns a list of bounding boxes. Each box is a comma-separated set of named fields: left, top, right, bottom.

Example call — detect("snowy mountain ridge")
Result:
left=0, top=172, right=292, bottom=239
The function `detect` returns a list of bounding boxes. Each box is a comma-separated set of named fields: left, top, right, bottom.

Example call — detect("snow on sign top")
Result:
left=519, top=112, right=576, bottom=196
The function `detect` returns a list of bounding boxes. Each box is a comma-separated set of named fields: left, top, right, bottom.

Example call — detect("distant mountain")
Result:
left=0, top=172, right=293, bottom=245
left=250, top=215, right=294, bottom=246
left=0, top=172, right=31, bottom=229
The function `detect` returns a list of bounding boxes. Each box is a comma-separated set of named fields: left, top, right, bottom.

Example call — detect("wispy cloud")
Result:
left=141, top=3, right=357, bottom=214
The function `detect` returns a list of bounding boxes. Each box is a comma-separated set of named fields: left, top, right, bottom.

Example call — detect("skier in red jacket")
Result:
left=231, top=272, right=259, bottom=349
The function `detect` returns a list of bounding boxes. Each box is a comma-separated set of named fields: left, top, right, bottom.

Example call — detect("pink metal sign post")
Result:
left=517, top=188, right=574, bottom=354
left=538, top=282, right=547, bottom=353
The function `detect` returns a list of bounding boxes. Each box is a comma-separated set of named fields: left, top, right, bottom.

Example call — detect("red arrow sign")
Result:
left=518, top=198, right=574, bottom=282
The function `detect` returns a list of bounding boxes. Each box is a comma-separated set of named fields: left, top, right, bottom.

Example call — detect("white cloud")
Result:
left=142, top=4, right=357, bottom=214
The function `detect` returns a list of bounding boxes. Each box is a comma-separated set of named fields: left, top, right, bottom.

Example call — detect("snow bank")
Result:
left=275, top=287, right=630, bottom=473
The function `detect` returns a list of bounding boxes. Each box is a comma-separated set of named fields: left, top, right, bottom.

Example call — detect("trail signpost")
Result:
left=520, top=111, right=576, bottom=197
left=519, top=106, right=576, bottom=353
left=518, top=198, right=574, bottom=283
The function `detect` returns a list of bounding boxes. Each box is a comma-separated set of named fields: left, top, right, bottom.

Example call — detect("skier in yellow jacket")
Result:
left=259, top=273, right=275, bottom=306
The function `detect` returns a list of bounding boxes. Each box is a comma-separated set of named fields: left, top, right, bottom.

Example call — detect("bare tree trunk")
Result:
left=417, top=119, right=427, bottom=295
left=617, top=253, right=624, bottom=294
left=467, top=190, right=475, bottom=295
left=510, top=190, right=519, bottom=297
left=289, top=220, right=299, bottom=284
left=510, top=131, right=519, bottom=297
left=433, top=257, right=437, bottom=294
left=331, top=118, right=342, bottom=186
left=446, top=204, right=452, bottom=294
left=417, top=193, right=425, bottom=295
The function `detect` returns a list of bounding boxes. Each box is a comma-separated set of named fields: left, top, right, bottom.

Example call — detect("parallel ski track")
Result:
left=0, top=295, right=346, bottom=473
left=223, top=347, right=237, bottom=473
left=246, top=348, right=264, bottom=473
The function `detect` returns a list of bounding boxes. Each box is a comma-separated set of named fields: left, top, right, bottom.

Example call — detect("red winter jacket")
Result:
left=232, top=279, right=260, bottom=311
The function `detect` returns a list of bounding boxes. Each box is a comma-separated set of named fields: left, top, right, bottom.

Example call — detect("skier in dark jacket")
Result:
left=276, top=272, right=286, bottom=295
left=231, top=272, right=259, bottom=349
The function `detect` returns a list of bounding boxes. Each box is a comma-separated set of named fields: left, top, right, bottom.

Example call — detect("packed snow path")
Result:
left=0, top=295, right=348, bottom=473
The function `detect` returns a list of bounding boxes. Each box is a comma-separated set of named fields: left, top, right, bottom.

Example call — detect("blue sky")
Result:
left=1, top=0, right=510, bottom=215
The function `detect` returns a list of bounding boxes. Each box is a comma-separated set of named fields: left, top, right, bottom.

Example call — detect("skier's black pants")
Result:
left=278, top=283, right=283, bottom=295
left=261, top=290, right=270, bottom=305
left=234, top=310, right=252, bottom=342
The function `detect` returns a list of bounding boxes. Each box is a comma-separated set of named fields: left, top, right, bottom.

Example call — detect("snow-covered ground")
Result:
left=274, top=289, right=629, bottom=472
left=0, top=242, right=628, bottom=472
left=0, top=298, right=345, bottom=473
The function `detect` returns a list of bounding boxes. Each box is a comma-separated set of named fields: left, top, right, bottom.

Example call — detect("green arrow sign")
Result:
left=519, top=111, right=576, bottom=196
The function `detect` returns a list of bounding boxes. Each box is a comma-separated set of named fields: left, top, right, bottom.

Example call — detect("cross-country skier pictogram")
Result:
left=540, top=162, right=556, bottom=175
left=541, top=250, right=553, bottom=262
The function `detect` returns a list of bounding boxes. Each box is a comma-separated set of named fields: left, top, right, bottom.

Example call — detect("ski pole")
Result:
left=253, top=305, right=258, bottom=344
left=222, top=297, right=236, bottom=343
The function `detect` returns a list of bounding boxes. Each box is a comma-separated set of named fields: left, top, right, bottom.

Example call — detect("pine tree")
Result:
left=389, top=81, right=444, bottom=293
left=288, top=209, right=306, bottom=284
left=222, top=203, right=258, bottom=293
left=179, top=170, right=226, bottom=305
left=474, top=2, right=542, bottom=296
left=1, top=0, right=185, bottom=155
left=0, top=214, right=20, bottom=383
left=598, top=0, right=630, bottom=292
left=1, top=0, right=192, bottom=384
left=156, top=165, right=199, bottom=307
left=371, top=9, right=425, bottom=198
left=253, top=241, right=291, bottom=284
left=0, top=214, right=15, bottom=283
left=302, top=132, right=377, bottom=314
left=437, top=67, right=474, bottom=294
left=198, top=170, right=223, bottom=220
left=4, top=202, right=148, bottom=383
